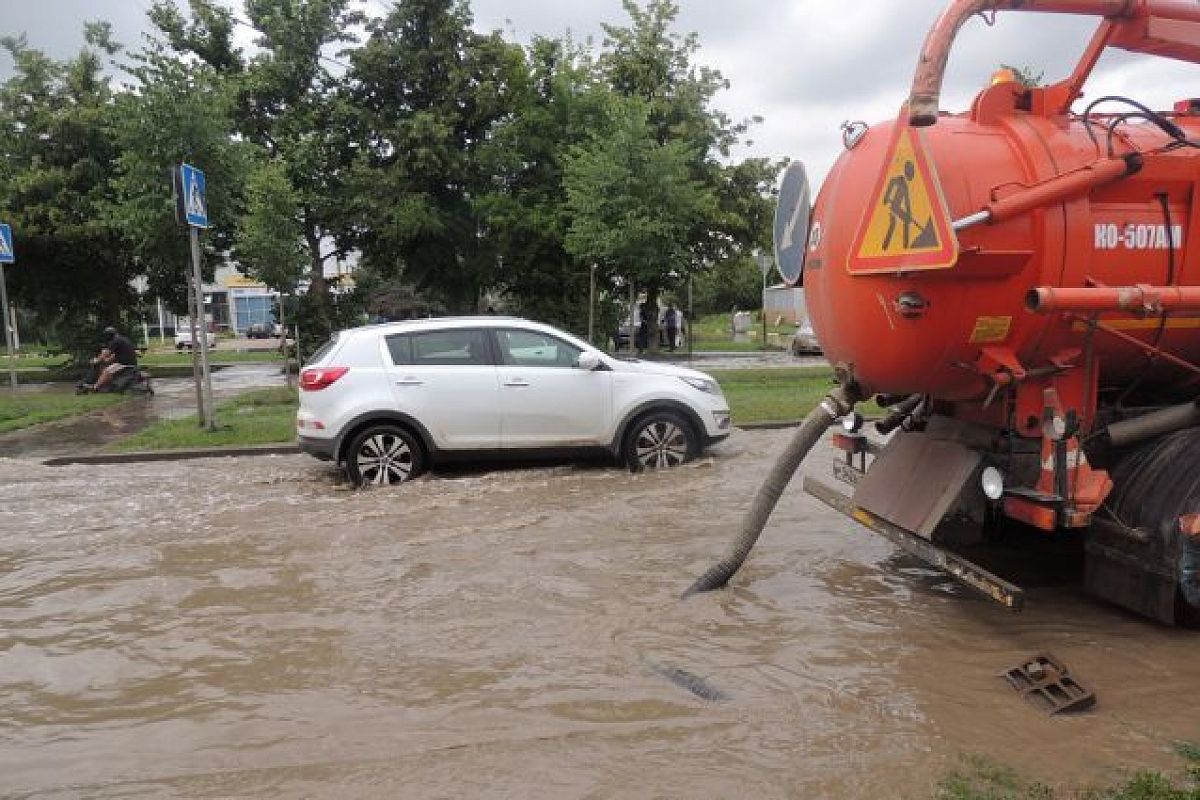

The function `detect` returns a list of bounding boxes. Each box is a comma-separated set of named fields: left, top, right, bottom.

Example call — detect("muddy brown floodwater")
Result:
left=1, top=429, right=1197, bottom=799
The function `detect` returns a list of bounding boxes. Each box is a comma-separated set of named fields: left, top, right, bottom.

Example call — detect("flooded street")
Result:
left=1, top=429, right=1197, bottom=798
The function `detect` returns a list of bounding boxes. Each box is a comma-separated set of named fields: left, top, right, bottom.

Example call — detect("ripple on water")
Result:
left=0, top=437, right=1197, bottom=797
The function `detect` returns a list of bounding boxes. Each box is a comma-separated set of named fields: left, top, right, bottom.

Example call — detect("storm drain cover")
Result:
left=1000, top=653, right=1096, bottom=715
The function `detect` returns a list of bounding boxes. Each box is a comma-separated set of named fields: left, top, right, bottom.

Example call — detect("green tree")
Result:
left=346, top=0, right=526, bottom=313
left=478, top=36, right=613, bottom=335
left=235, top=159, right=305, bottom=295
left=150, top=0, right=363, bottom=338
left=588, top=0, right=780, bottom=311
left=563, top=94, right=715, bottom=311
left=0, top=32, right=133, bottom=357
left=110, top=19, right=248, bottom=316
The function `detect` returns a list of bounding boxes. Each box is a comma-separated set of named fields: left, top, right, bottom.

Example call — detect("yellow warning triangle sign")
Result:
left=848, top=121, right=958, bottom=273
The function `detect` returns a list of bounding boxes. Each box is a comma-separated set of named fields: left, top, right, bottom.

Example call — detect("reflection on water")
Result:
left=0, top=431, right=1196, bottom=798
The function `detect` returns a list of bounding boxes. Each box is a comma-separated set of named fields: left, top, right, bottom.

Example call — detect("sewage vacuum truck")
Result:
left=690, top=0, right=1200, bottom=625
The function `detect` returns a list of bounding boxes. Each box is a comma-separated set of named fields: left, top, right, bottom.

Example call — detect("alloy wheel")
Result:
left=356, top=432, right=415, bottom=485
left=633, top=420, right=690, bottom=469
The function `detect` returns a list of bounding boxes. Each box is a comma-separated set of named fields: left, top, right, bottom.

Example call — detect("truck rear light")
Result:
left=300, top=366, right=348, bottom=391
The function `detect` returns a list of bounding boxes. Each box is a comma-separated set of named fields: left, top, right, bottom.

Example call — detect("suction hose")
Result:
left=683, top=384, right=859, bottom=597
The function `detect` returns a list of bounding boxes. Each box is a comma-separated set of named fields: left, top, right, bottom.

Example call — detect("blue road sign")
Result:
left=180, top=163, right=209, bottom=228
left=0, top=224, right=13, bottom=264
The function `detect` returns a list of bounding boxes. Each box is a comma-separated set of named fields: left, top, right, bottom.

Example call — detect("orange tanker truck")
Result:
left=689, top=0, right=1200, bottom=626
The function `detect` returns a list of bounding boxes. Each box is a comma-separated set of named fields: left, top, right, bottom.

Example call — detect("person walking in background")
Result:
left=636, top=302, right=656, bottom=354
left=665, top=304, right=678, bottom=351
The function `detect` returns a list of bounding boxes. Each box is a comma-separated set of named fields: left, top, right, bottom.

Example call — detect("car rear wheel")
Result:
left=345, top=424, right=425, bottom=487
left=624, top=410, right=697, bottom=472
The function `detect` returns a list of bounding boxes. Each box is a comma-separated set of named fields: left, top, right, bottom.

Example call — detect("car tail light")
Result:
left=300, top=366, right=349, bottom=391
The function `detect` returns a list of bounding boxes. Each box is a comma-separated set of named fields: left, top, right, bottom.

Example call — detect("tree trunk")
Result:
left=305, top=225, right=332, bottom=336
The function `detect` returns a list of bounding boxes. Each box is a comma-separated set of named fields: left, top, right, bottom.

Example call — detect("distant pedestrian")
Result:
left=636, top=303, right=654, bottom=354
left=665, top=304, right=678, bottom=351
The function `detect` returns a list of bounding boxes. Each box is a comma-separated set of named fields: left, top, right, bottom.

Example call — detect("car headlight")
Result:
left=680, top=376, right=721, bottom=395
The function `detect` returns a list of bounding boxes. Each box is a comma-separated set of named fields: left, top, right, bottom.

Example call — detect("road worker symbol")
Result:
left=849, top=122, right=957, bottom=273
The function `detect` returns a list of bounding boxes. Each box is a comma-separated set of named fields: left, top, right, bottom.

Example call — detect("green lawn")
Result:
left=937, top=746, right=1200, bottom=799
left=708, top=366, right=835, bottom=425
left=107, top=387, right=298, bottom=451
left=104, top=368, right=833, bottom=452
left=141, top=350, right=282, bottom=366
left=0, top=391, right=125, bottom=433
left=0, top=354, right=72, bottom=369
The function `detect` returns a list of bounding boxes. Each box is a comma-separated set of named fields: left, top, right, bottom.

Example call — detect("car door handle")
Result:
left=395, top=377, right=424, bottom=386
left=503, top=378, right=530, bottom=387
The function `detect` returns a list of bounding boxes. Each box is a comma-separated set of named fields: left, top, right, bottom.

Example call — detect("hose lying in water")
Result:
left=683, top=384, right=858, bottom=597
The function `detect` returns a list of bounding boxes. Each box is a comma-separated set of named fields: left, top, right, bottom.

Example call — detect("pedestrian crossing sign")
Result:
left=180, top=163, right=209, bottom=228
left=848, top=120, right=957, bottom=274
left=0, top=224, right=13, bottom=264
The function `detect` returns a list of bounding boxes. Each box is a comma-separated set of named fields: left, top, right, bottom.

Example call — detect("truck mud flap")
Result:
left=804, top=475, right=1025, bottom=610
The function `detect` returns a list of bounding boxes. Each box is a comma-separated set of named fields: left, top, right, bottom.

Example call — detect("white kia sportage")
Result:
left=296, top=316, right=732, bottom=486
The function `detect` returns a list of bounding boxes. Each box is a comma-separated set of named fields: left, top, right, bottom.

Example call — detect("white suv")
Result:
left=296, top=316, right=732, bottom=486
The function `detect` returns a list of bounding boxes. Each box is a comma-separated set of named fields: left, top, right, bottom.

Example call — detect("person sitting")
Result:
left=87, top=326, right=138, bottom=392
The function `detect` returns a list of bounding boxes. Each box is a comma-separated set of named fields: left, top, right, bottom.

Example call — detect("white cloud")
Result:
left=5, top=0, right=1199, bottom=187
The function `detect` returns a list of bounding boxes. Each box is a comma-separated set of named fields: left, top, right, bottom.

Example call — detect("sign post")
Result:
left=755, top=251, right=773, bottom=351
left=175, top=163, right=216, bottom=430
left=0, top=223, right=16, bottom=389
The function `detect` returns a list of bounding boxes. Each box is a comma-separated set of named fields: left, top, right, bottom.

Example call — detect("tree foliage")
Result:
left=346, top=0, right=526, bottom=313
left=0, top=0, right=781, bottom=352
left=0, top=34, right=131, bottom=356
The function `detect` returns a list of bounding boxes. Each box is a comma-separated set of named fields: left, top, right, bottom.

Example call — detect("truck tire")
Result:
left=1094, top=427, right=1200, bottom=627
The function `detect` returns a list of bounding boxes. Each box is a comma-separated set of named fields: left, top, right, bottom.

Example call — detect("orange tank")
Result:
left=786, top=0, right=1200, bottom=623
left=802, top=0, right=1200, bottom=437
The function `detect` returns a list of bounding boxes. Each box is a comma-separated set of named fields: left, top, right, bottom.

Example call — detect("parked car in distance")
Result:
left=246, top=322, right=275, bottom=339
left=175, top=329, right=217, bottom=350
left=790, top=319, right=822, bottom=356
left=296, top=316, right=733, bottom=487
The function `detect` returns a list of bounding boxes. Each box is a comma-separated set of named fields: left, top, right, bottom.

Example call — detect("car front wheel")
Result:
left=624, top=410, right=697, bottom=471
left=345, top=424, right=425, bottom=487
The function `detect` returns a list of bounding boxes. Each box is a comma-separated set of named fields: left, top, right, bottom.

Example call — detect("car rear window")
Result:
left=386, top=333, right=413, bottom=365
left=388, top=329, right=491, bottom=366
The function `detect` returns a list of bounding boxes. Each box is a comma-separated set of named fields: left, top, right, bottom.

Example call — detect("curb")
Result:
left=43, top=443, right=300, bottom=466
left=737, top=421, right=804, bottom=430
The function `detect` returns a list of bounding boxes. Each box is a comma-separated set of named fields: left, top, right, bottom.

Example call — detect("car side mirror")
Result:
left=576, top=351, right=603, bottom=371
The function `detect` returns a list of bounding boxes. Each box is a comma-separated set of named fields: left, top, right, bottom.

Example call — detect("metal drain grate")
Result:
left=1000, top=653, right=1096, bottom=715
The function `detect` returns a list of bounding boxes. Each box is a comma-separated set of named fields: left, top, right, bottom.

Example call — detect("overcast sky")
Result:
left=7, top=0, right=1200, bottom=186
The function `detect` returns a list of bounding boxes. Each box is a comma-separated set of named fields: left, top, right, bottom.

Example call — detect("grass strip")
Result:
left=708, top=366, right=835, bottom=426
left=140, top=350, right=282, bottom=366
left=0, top=392, right=125, bottom=433
left=107, top=387, right=298, bottom=452
left=936, top=745, right=1200, bottom=799
left=105, top=368, right=835, bottom=452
